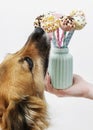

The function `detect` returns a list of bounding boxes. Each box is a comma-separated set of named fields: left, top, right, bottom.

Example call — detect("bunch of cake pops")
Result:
left=34, top=10, right=86, bottom=48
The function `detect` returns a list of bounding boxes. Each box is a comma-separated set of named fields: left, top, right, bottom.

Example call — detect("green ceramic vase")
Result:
left=48, top=46, right=73, bottom=89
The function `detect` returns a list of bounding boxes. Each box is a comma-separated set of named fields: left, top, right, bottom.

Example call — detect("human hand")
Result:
left=45, top=73, right=93, bottom=99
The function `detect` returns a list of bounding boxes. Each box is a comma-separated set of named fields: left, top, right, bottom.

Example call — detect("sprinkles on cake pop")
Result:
left=34, top=10, right=86, bottom=48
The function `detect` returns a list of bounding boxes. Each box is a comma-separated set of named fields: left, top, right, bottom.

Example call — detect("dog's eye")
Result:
left=24, top=57, right=33, bottom=71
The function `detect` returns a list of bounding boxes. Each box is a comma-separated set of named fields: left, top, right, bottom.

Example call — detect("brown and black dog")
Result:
left=0, top=27, right=50, bottom=130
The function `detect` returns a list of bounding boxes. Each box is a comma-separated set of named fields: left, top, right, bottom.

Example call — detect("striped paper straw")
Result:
left=59, top=30, right=65, bottom=47
left=52, top=32, right=57, bottom=47
left=63, top=30, right=75, bottom=47
left=63, top=31, right=67, bottom=47
left=56, top=28, right=60, bottom=48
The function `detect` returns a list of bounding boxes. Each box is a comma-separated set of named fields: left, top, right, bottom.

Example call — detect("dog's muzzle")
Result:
left=34, top=27, right=45, bottom=36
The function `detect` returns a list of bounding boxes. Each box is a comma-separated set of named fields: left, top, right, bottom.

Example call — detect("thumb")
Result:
left=73, top=74, right=84, bottom=84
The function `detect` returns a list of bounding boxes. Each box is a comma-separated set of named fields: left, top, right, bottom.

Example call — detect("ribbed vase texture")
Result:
left=48, top=47, right=73, bottom=89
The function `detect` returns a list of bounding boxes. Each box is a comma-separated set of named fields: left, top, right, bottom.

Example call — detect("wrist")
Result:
left=84, top=82, right=93, bottom=99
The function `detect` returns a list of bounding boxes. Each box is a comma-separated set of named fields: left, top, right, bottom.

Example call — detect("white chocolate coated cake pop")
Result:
left=41, top=13, right=60, bottom=33
left=70, top=10, right=87, bottom=30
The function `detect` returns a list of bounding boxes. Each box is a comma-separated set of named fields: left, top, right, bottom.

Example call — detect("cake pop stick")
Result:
left=56, top=28, right=61, bottom=48
left=52, top=31, right=57, bottom=47
left=64, top=30, right=75, bottom=47
left=63, top=31, right=67, bottom=47
left=59, top=30, right=65, bottom=47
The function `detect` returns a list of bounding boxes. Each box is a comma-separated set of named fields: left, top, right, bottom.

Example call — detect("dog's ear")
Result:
left=5, top=97, right=30, bottom=130
left=5, top=96, right=49, bottom=130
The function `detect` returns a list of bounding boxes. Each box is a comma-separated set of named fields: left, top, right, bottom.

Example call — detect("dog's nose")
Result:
left=34, top=27, right=45, bottom=36
left=31, top=27, right=45, bottom=42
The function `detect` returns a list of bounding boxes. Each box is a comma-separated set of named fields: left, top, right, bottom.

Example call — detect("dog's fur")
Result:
left=0, top=27, right=50, bottom=130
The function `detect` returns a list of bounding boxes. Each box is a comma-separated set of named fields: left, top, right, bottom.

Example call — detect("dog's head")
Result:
left=0, top=27, right=50, bottom=130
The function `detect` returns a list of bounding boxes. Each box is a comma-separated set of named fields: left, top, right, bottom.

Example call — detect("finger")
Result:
left=45, top=73, right=71, bottom=97
left=45, top=73, right=66, bottom=95
left=45, top=74, right=60, bottom=94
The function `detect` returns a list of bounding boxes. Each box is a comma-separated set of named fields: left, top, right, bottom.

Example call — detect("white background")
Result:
left=0, top=0, right=93, bottom=130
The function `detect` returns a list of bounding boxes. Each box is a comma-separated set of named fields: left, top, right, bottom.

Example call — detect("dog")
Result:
left=0, top=27, right=50, bottom=130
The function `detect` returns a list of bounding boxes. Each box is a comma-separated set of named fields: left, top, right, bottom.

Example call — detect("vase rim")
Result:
left=51, top=47, right=69, bottom=53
